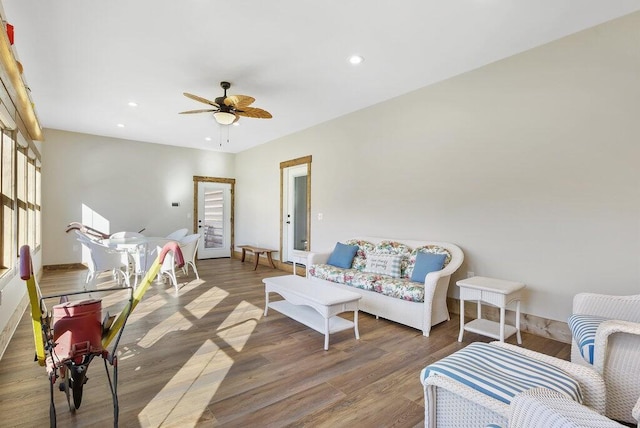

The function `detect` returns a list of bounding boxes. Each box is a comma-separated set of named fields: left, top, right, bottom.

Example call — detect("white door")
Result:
left=282, top=165, right=308, bottom=263
left=197, top=181, right=231, bottom=259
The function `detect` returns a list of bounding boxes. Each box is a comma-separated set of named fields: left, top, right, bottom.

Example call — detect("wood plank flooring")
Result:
left=0, top=258, right=570, bottom=427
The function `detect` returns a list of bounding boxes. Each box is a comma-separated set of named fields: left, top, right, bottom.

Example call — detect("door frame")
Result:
left=193, top=176, right=235, bottom=256
left=280, top=155, right=311, bottom=266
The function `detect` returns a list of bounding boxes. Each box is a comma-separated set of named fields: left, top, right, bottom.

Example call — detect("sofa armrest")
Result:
left=307, top=251, right=330, bottom=266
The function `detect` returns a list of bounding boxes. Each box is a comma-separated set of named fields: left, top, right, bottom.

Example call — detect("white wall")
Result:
left=42, top=129, right=235, bottom=265
left=235, top=12, right=640, bottom=322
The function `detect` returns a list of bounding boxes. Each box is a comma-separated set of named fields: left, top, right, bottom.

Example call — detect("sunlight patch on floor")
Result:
left=138, top=339, right=232, bottom=427
left=185, top=286, right=229, bottom=319
left=175, top=278, right=205, bottom=293
left=216, top=300, right=262, bottom=352
left=137, top=311, right=193, bottom=348
left=125, top=293, right=170, bottom=322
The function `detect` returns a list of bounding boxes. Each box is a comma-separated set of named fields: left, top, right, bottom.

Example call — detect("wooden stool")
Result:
left=238, top=245, right=277, bottom=270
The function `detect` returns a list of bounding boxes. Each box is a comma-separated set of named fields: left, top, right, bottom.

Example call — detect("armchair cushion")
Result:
left=421, top=342, right=582, bottom=405
left=568, top=314, right=610, bottom=364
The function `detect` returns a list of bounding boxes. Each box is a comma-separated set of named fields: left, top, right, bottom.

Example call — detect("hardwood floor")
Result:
left=0, top=258, right=570, bottom=427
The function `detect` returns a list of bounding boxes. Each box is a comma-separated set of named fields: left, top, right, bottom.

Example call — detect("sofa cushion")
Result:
left=363, top=254, right=402, bottom=278
left=344, top=239, right=375, bottom=271
left=344, top=270, right=380, bottom=291
left=308, top=264, right=348, bottom=284
left=374, top=277, right=425, bottom=303
left=410, top=251, right=447, bottom=283
left=406, top=245, right=452, bottom=279
left=372, top=241, right=413, bottom=277
left=326, top=242, right=358, bottom=269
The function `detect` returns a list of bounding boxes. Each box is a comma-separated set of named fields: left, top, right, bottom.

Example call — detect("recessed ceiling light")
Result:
left=205, top=137, right=212, bottom=141
left=127, top=101, right=138, bottom=107
left=348, top=55, right=364, bottom=65
left=117, top=123, right=125, bottom=128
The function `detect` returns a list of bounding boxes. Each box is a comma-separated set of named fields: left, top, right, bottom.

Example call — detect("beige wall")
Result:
left=42, top=129, right=235, bottom=265
left=235, top=12, right=640, bottom=322
left=39, top=12, right=640, bottom=325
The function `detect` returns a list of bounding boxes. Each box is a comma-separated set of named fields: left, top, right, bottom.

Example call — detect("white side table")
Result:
left=457, top=276, right=525, bottom=344
left=291, top=250, right=310, bottom=276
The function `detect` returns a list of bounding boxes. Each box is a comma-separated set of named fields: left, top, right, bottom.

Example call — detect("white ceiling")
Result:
left=2, top=1, right=639, bottom=153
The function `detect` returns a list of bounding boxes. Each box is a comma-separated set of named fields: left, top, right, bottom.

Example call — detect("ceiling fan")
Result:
left=179, top=81, right=272, bottom=125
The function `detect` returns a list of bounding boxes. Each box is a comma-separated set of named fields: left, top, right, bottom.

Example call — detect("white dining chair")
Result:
left=77, top=237, right=130, bottom=289
left=166, top=228, right=188, bottom=241
left=156, top=244, right=179, bottom=292
left=179, top=233, right=201, bottom=280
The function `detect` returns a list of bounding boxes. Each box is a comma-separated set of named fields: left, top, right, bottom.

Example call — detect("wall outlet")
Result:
left=467, top=271, right=475, bottom=278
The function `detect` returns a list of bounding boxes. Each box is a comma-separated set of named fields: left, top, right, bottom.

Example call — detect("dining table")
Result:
left=100, top=236, right=174, bottom=286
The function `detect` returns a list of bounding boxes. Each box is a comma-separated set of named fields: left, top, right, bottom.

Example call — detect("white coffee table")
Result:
left=457, top=276, right=525, bottom=343
left=263, top=275, right=361, bottom=350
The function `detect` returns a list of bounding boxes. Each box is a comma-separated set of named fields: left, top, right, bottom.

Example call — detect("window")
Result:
left=0, top=131, right=14, bottom=270
left=16, top=147, right=27, bottom=252
left=0, top=131, right=41, bottom=276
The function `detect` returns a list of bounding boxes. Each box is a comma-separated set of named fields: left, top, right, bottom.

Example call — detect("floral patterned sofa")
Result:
left=306, top=237, right=464, bottom=336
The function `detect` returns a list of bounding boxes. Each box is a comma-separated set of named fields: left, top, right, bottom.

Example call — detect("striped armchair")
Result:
left=569, top=293, right=640, bottom=424
left=420, top=342, right=606, bottom=428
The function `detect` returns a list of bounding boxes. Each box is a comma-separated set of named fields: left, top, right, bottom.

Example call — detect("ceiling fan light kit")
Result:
left=213, top=111, right=236, bottom=125
left=180, top=81, right=272, bottom=126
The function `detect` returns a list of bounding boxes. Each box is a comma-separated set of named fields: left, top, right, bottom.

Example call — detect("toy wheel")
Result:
left=71, top=367, right=86, bottom=409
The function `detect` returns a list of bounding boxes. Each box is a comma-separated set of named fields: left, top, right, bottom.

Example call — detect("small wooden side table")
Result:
left=238, top=245, right=277, bottom=270
left=457, top=276, right=525, bottom=344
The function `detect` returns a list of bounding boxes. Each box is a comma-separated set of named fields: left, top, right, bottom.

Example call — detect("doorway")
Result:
left=193, top=176, right=234, bottom=259
left=280, top=156, right=311, bottom=264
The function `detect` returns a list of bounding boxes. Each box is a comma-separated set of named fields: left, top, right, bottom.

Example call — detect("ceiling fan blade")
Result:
left=236, top=106, right=272, bottom=119
left=224, top=95, right=255, bottom=109
left=183, top=92, right=219, bottom=107
left=179, top=109, right=217, bottom=114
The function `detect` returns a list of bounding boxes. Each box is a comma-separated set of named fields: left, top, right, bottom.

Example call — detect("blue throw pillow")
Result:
left=411, top=251, right=447, bottom=282
left=326, top=242, right=358, bottom=269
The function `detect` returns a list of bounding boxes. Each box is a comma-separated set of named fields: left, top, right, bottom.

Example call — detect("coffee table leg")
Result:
left=253, top=251, right=260, bottom=270
left=324, top=318, right=330, bottom=351
left=241, top=248, right=247, bottom=262
left=264, top=290, right=269, bottom=316
left=354, top=310, right=360, bottom=340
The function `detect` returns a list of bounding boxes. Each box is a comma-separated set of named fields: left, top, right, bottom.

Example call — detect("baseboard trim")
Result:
left=447, top=297, right=571, bottom=344
left=43, top=263, right=86, bottom=271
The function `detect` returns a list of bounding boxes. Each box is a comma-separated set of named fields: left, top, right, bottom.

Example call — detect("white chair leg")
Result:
left=169, top=267, right=178, bottom=292
left=189, top=261, right=199, bottom=280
